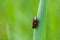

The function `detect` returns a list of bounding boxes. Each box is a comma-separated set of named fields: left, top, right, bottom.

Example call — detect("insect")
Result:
left=32, top=16, right=39, bottom=29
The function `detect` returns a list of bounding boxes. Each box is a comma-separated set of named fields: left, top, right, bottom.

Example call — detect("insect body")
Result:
left=32, top=16, right=39, bottom=29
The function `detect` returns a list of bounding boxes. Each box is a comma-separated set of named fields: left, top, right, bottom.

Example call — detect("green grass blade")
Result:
left=33, top=0, right=46, bottom=40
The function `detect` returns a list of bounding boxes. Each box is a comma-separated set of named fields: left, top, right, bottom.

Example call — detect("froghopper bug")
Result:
left=32, top=16, right=39, bottom=29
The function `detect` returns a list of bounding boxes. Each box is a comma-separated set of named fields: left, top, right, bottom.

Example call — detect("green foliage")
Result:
left=0, top=0, right=39, bottom=40
left=0, top=0, right=60, bottom=40
left=46, top=0, right=60, bottom=40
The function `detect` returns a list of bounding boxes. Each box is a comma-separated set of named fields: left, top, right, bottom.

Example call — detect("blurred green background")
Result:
left=0, top=0, right=39, bottom=40
left=46, top=0, right=60, bottom=40
left=0, top=0, right=60, bottom=40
